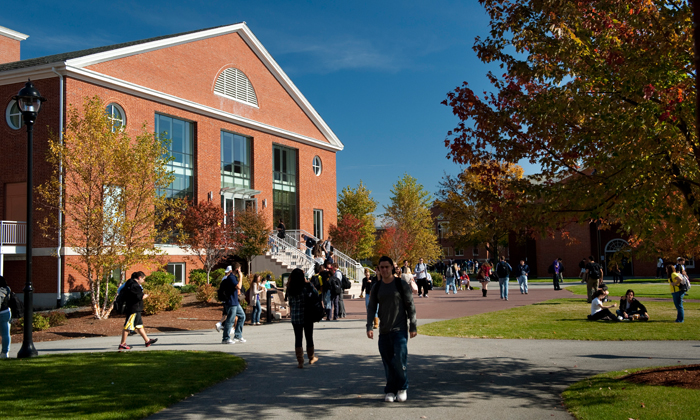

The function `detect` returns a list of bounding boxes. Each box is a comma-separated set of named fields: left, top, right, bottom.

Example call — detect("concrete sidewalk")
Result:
left=16, top=284, right=700, bottom=419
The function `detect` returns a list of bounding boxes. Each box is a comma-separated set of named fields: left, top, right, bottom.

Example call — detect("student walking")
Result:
left=414, top=258, right=429, bottom=298
left=367, top=256, right=418, bottom=403
left=118, top=271, right=157, bottom=350
left=0, top=275, right=12, bottom=358
left=444, top=263, right=458, bottom=294
left=250, top=274, right=264, bottom=325
left=220, top=264, right=247, bottom=344
left=477, top=262, right=491, bottom=297
left=285, top=268, right=320, bottom=368
left=514, top=260, right=530, bottom=294
left=495, top=256, right=512, bottom=300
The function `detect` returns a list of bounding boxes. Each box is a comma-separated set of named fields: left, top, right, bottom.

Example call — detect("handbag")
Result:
left=304, top=285, right=325, bottom=323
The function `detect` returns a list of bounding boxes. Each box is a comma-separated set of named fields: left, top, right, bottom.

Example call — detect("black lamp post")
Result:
left=14, top=80, right=46, bottom=359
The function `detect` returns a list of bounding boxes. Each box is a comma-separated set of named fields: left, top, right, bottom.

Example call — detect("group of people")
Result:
left=307, top=261, right=350, bottom=321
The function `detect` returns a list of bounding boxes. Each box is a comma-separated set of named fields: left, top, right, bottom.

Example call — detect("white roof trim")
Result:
left=65, top=65, right=343, bottom=152
left=63, top=23, right=343, bottom=150
left=0, top=26, right=29, bottom=41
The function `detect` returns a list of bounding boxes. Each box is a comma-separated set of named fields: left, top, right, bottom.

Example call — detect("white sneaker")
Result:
left=236, top=337, right=247, bottom=343
left=384, top=393, right=395, bottom=402
left=617, top=316, right=624, bottom=321
left=396, top=390, right=407, bottom=402
left=215, top=322, right=222, bottom=332
left=222, top=339, right=235, bottom=344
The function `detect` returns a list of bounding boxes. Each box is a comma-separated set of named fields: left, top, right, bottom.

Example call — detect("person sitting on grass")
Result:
left=587, top=289, right=618, bottom=321
left=597, top=283, right=610, bottom=302
left=616, top=289, right=649, bottom=321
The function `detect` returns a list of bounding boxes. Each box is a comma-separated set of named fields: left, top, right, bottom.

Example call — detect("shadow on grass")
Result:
left=531, top=302, right=563, bottom=306
left=148, top=350, right=585, bottom=419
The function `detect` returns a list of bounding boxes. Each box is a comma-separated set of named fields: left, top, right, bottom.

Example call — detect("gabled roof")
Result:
left=0, top=23, right=343, bottom=151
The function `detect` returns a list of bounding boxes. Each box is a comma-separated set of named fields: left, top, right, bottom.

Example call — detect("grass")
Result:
left=0, top=351, right=246, bottom=420
left=418, top=298, right=700, bottom=340
left=529, top=277, right=667, bottom=283
left=563, top=367, right=700, bottom=420
left=565, top=283, right=700, bottom=300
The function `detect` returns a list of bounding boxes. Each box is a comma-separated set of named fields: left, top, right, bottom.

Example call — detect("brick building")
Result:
left=0, top=23, right=343, bottom=307
left=430, top=204, right=503, bottom=265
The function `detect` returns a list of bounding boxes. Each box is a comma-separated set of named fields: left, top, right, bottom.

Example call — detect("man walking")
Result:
left=496, top=256, right=512, bottom=300
left=585, top=256, right=603, bottom=303
left=118, top=271, right=157, bottom=350
left=414, top=258, right=429, bottom=298
left=367, top=256, right=417, bottom=403
left=551, top=258, right=562, bottom=290
left=514, top=259, right=530, bottom=294
left=220, top=264, right=247, bottom=344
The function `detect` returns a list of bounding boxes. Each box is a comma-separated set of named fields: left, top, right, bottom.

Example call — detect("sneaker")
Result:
left=617, top=316, right=624, bottom=321
left=418, top=295, right=422, bottom=298
left=215, top=322, right=223, bottom=332
left=145, top=338, right=158, bottom=347
left=384, top=393, right=395, bottom=402
left=235, top=337, right=247, bottom=343
left=505, top=298, right=508, bottom=301
left=222, top=339, right=235, bottom=344
left=118, top=343, right=131, bottom=350
left=1, top=353, right=9, bottom=359
left=424, top=295, right=429, bottom=298
left=396, top=390, right=407, bottom=402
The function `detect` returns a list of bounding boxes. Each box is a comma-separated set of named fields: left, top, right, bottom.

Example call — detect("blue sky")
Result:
left=1, top=0, right=507, bottom=217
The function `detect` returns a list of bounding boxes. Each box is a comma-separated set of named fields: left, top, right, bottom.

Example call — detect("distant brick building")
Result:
left=0, top=23, right=343, bottom=306
left=430, top=204, right=503, bottom=265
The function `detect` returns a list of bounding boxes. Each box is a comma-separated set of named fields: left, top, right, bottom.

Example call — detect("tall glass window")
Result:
left=313, top=209, right=323, bottom=239
left=273, top=145, right=297, bottom=229
left=156, top=114, right=194, bottom=200
left=221, top=131, right=251, bottom=188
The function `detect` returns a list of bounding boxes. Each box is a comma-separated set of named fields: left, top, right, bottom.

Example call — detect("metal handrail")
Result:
left=0, top=220, right=27, bottom=246
left=267, top=233, right=314, bottom=273
left=287, top=229, right=373, bottom=281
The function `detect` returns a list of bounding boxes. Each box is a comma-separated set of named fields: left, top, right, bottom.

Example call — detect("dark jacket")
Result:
left=514, top=264, right=530, bottom=277
left=618, top=297, right=647, bottom=315
left=0, top=286, right=10, bottom=312
left=361, top=276, right=375, bottom=295
left=220, top=273, right=240, bottom=306
left=123, top=278, right=145, bottom=313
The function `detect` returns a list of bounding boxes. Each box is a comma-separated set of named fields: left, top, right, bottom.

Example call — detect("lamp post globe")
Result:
left=13, top=80, right=46, bottom=359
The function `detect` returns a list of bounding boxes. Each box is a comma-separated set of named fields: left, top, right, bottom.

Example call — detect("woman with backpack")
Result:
left=0, top=275, right=12, bottom=359
left=285, top=268, right=320, bottom=368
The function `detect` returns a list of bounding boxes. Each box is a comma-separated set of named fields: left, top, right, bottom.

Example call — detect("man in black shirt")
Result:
left=585, top=256, right=603, bottom=303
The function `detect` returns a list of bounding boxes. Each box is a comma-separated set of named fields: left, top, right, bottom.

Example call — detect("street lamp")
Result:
left=14, top=80, right=46, bottom=359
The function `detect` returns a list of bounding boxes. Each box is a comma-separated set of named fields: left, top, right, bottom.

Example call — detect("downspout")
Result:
left=51, top=67, right=64, bottom=308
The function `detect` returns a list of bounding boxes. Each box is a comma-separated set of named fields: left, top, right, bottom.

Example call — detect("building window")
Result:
left=214, top=68, right=258, bottom=106
left=312, top=156, right=322, bottom=176
left=455, top=248, right=464, bottom=257
left=473, top=247, right=480, bottom=257
left=314, top=209, right=323, bottom=239
left=167, top=262, right=185, bottom=286
left=221, top=131, right=251, bottom=188
left=106, top=103, right=126, bottom=132
left=103, top=185, right=123, bottom=245
left=437, top=222, right=449, bottom=239
left=442, top=247, right=452, bottom=257
left=273, top=144, right=297, bottom=229
left=156, top=114, right=194, bottom=200
left=5, top=100, right=23, bottom=130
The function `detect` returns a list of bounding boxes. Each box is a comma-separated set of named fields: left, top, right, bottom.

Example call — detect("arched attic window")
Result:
left=214, top=68, right=258, bottom=107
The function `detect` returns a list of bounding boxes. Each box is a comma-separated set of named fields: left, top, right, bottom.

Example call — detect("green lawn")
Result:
left=563, top=367, right=700, bottom=420
left=419, top=298, right=699, bottom=340
left=565, top=283, right=700, bottom=300
left=0, top=351, right=246, bottom=420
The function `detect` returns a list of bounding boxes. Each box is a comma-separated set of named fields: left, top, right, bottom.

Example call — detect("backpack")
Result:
left=8, top=290, right=24, bottom=319
left=496, top=262, right=509, bottom=278
left=304, top=284, right=325, bottom=323
left=310, top=274, right=321, bottom=291
left=113, top=286, right=127, bottom=315
left=588, top=263, right=601, bottom=280
left=341, top=273, right=351, bottom=290
left=217, top=279, right=230, bottom=302
left=331, top=276, right=343, bottom=295
left=547, top=264, right=554, bottom=274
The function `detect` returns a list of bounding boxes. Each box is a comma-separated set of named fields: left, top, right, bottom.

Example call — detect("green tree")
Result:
left=337, top=181, right=377, bottom=260
left=444, top=0, right=698, bottom=257
left=37, top=96, right=175, bottom=319
left=383, top=174, right=441, bottom=264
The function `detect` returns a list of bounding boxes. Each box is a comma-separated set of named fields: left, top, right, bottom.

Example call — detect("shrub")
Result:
left=189, top=269, right=208, bottom=286
left=64, top=292, right=91, bottom=308
left=47, top=311, right=67, bottom=327
left=143, top=284, right=182, bottom=315
left=145, top=271, right=175, bottom=286
left=177, top=284, right=197, bottom=294
left=210, top=268, right=226, bottom=287
left=20, top=314, right=51, bottom=331
left=429, top=271, right=444, bottom=288
left=196, top=283, right=217, bottom=303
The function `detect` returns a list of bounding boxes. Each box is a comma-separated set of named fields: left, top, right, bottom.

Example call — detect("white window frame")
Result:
left=214, top=68, right=259, bottom=107
left=312, top=156, right=322, bottom=176
left=6, top=100, right=23, bottom=130
left=106, top=103, right=126, bottom=132
left=314, top=209, right=323, bottom=239
left=455, top=248, right=464, bottom=257
left=167, top=262, right=186, bottom=286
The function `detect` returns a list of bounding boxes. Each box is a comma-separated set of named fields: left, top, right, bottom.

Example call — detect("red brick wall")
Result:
left=0, top=36, right=20, bottom=64
left=535, top=222, right=591, bottom=277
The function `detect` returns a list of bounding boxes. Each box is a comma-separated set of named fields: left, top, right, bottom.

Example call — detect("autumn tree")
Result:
left=180, top=200, right=237, bottom=284
left=383, top=174, right=441, bottom=264
left=231, top=207, right=270, bottom=274
left=37, top=96, right=174, bottom=319
left=438, top=162, right=526, bottom=262
left=329, top=214, right=364, bottom=260
left=444, top=0, right=698, bottom=257
left=375, top=225, right=412, bottom=264
left=336, top=181, right=377, bottom=260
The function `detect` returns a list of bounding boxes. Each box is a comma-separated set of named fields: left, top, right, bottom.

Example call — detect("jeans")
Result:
left=252, top=300, right=261, bottom=324
left=330, top=295, right=340, bottom=320
left=0, top=309, right=11, bottom=355
left=672, top=291, right=685, bottom=322
left=553, top=274, right=561, bottom=290
left=378, top=330, right=409, bottom=394
left=445, top=278, right=457, bottom=294
left=293, top=322, right=314, bottom=348
left=499, top=277, right=509, bottom=299
left=223, top=304, right=245, bottom=340
left=517, top=275, right=528, bottom=293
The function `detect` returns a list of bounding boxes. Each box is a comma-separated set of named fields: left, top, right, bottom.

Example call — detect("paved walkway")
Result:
left=16, top=282, right=700, bottom=419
